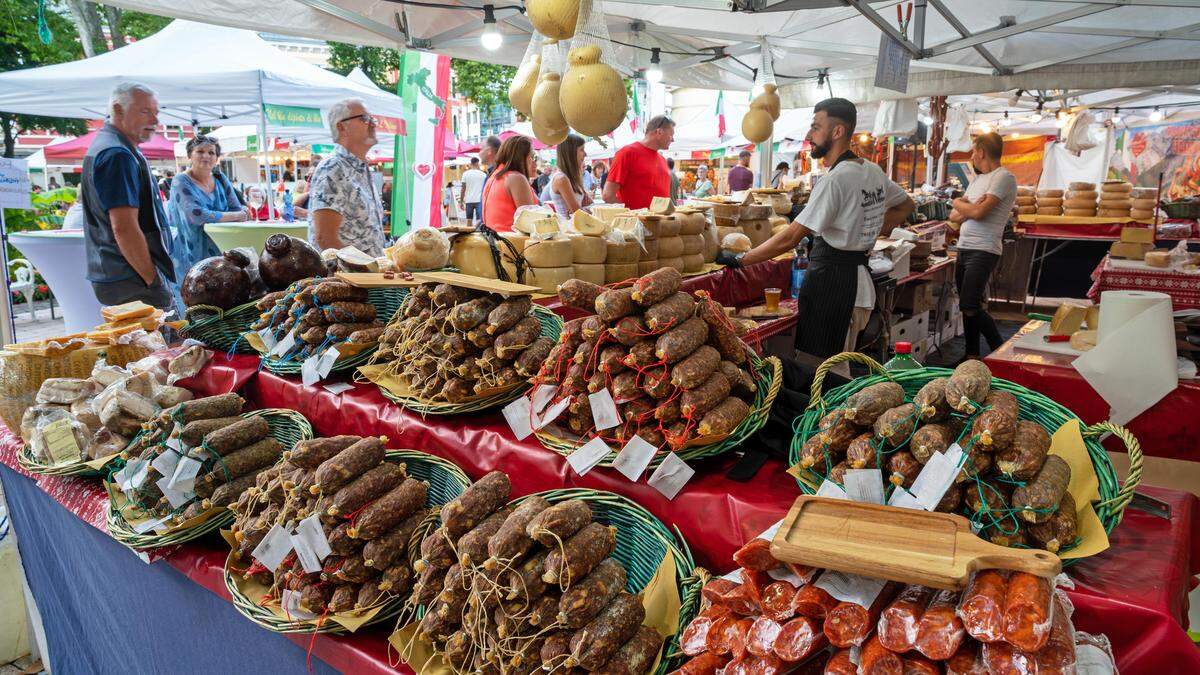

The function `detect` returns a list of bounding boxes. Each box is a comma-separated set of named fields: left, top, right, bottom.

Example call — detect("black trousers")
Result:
left=794, top=238, right=867, bottom=360
left=955, top=249, right=1004, bottom=357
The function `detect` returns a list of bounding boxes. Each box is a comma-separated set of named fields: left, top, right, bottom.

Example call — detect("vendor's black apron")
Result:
left=794, top=150, right=870, bottom=360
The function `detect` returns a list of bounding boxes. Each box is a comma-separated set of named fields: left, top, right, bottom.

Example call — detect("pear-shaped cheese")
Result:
left=508, top=54, right=541, bottom=117
left=560, top=45, right=628, bottom=137
left=531, top=72, right=568, bottom=136
left=526, top=0, right=580, bottom=40
left=742, top=107, right=774, bottom=143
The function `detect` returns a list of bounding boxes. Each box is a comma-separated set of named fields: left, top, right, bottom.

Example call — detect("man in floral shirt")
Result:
left=308, top=98, right=387, bottom=256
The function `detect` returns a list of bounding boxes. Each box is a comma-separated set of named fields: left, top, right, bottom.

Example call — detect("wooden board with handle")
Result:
left=333, top=272, right=422, bottom=288
left=769, top=496, right=1061, bottom=590
left=411, top=271, right=540, bottom=297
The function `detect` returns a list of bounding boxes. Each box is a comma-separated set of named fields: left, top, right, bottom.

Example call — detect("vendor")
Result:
left=947, top=132, right=1016, bottom=359
left=717, top=97, right=914, bottom=361
left=167, top=135, right=251, bottom=282
left=308, top=98, right=387, bottom=256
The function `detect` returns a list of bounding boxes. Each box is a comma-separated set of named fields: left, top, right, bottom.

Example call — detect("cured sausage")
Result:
left=913, top=378, right=951, bottom=422
left=1002, top=572, right=1053, bottom=652
left=326, top=462, right=405, bottom=517
left=526, top=498, right=592, bottom=546
left=681, top=612, right=717, bottom=656
left=874, top=403, right=919, bottom=448
left=792, top=584, right=839, bottom=619
left=980, top=640, right=1036, bottom=674
left=592, top=625, right=663, bottom=675
left=287, top=435, right=360, bottom=469
left=842, top=382, right=905, bottom=426
left=439, top=470, right=511, bottom=538
left=610, top=315, right=649, bottom=347
left=566, top=592, right=645, bottom=670
left=596, top=287, right=638, bottom=323
left=823, top=650, right=857, bottom=675
left=506, top=550, right=549, bottom=602
left=860, top=634, right=903, bottom=674
left=347, top=477, right=426, bottom=540
left=456, top=505, right=514, bottom=567
left=759, top=581, right=796, bottom=622
left=1035, top=594, right=1077, bottom=673
left=745, top=616, right=782, bottom=658
left=1027, top=492, right=1078, bottom=553
left=656, top=316, right=709, bottom=363
left=773, top=615, right=824, bottom=662
left=542, top=522, right=617, bottom=587
left=673, top=652, right=729, bottom=675
left=202, top=416, right=270, bottom=456
left=694, top=292, right=747, bottom=364
left=732, top=538, right=778, bottom=572
left=313, top=436, right=385, bottom=495
left=362, top=511, right=423, bottom=571
left=959, top=570, right=1008, bottom=642
left=824, top=584, right=896, bottom=648
left=877, top=584, right=934, bottom=652
left=996, top=420, right=1051, bottom=480
left=902, top=655, right=941, bottom=675
left=631, top=267, right=682, bottom=306
left=944, top=360, right=992, bottom=413
left=697, top=395, right=750, bottom=436
left=946, top=640, right=988, bottom=674
left=914, top=589, right=965, bottom=660
left=558, top=558, right=627, bottom=628
left=485, top=495, right=550, bottom=566
left=644, top=292, right=696, bottom=331
left=967, top=408, right=1016, bottom=452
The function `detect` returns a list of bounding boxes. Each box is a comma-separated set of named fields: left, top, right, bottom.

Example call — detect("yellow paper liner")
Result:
left=104, top=478, right=227, bottom=534
left=359, top=363, right=524, bottom=405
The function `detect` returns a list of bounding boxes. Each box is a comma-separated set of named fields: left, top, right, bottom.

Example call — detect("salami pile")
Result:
left=229, top=435, right=428, bottom=616
left=798, top=360, right=1077, bottom=553
left=371, top=282, right=553, bottom=403
left=252, top=277, right=384, bottom=359
left=409, top=471, right=665, bottom=674
left=538, top=268, right=757, bottom=450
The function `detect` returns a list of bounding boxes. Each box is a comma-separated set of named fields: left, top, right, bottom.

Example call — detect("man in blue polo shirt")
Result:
left=81, top=82, right=176, bottom=310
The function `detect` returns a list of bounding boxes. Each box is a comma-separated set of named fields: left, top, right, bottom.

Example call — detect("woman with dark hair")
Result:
left=167, top=135, right=251, bottom=279
left=482, top=135, right=539, bottom=231
left=771, top=161, right=790, bottom=189
left=548, top=134, right=591, bottom=217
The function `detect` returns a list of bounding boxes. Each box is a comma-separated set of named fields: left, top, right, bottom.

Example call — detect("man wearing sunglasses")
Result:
left=308, top=98, right=387, bottom=256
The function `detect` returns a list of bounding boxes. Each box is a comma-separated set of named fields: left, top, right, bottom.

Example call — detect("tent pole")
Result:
left=758, top=140, right=772, bottom=189
left=257, top=72, right=275, bottom=220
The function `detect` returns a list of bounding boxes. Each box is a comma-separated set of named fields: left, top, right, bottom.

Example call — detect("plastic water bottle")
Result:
left=884, top=342, right=923, bottom=371
left=283, top=190, right=295, bottom=222
left=790, top=243, right=808, bottom=300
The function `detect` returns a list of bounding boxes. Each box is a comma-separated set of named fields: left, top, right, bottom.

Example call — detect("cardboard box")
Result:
left=896, top=282, right=936, bottom=314
left=890, top=313, right=930, bottom=344
left=911, top=336, right=933, bottom=362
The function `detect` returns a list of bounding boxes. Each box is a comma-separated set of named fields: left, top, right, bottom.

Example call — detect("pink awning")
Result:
left=43, top=130, right=177, bottom=161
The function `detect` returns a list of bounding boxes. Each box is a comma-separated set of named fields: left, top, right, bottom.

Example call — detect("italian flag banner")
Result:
left=391, top=50, right=451, bottom=235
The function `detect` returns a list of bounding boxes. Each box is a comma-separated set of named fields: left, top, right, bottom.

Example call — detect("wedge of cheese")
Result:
left=101, top=301, right=155, bottom=323
left=593, top=205, right=630, bottom=224
left=1119, top=226, right=1154, bottom=244
left=513, top=208, right=560, bottom=235
left=1109, top=241, right=1152, bottom=260
left=1049, top=302, right=1089, bottom=336
left=571, top=209, right=610, bottom=236
left=649, top=196, right=675, bottom=215
left=1144, top=250, right=1171, bottom=268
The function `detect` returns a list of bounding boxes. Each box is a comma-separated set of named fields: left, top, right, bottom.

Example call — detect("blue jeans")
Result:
left=465, top=201, right=482, bottom=223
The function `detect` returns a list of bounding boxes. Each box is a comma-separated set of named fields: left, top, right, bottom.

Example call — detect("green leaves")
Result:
left=451, top=59, right=516, bottom=117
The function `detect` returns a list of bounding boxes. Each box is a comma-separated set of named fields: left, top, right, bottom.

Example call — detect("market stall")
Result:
left=1089, top=255, right=1200, bottom=311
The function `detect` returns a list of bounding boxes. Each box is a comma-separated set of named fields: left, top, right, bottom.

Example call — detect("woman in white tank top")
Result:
left=550, top=134, right=592, bottom=217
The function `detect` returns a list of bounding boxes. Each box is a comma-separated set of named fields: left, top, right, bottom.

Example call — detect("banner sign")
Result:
left=391, top=51, right=451, bottom=235
left=0, top=158, right=32, bottom=210
left=263, top=103, right=324, bottom=128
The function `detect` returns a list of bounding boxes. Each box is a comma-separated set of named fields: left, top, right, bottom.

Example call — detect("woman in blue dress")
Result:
left=167, top=135, right=251, bottom=287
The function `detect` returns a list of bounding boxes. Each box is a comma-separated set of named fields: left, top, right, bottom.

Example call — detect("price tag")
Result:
left=122, top=460, right=151, bottom=493
left=155, top=474, right=192, bottom=509
left=252, top=523, right=294, bottom=571
left=843, top=469, right=885, bottom=504
left=588, top=388, right=620, bottom=431
left=909, top=444, right=964, bottom=511
left=169, top=456, right=203, bottom=492
left=612, top=436, right=657, bottom=482
left=530, top=384, right=559, bottom=415
left=647, top=452, right=695, bottom=500
left=887, top=487, right=924, bottom=510
left=133, top=514, right=174, bottom=534
left=502, top=396, right=535, bottom=440
left=151, top=449, right=181, bottom=480
left=322, top=382, right=355, bottom=395
left=290, top=532, right=323, bottom=574
left=535, top=396, right=570, bottom=430
left=257, top=328, right=278, bottom=352
left=720, top=568, right=744, bottom=583
left=815, top=479, right=848, bottom=500
left=114, top=459, right=145, bottom=496
left=756, top=519, right=785, bottom=541
left=815, top=570, right=888, bottom=608
left=301, top=354, right=322, bottom=386
left=566, top=437, right=611, bottom=476
left=316, top=347, right=340, bottom=379
left=42, top=418, right=81, bottom=465
left=296, top=514, right=332, bottom=561
left=268, top=330, right=296, bottom=358
left=165, top=436, right=186, bottom=453
left=281, top=589, right=318, bottom=620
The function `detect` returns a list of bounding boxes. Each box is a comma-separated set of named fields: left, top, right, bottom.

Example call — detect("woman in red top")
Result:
left=482, top=135, right=539, bottom=231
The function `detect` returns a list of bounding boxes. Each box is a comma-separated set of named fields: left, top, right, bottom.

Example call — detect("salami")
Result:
left=180, top=416, right=242, bottom=447
left=681, top=372, right=731, bottom=419
left=996, top=420, right=1051, bottom=480
left=1002, top=572, right=1053, bottom=652
left=656, top=316, right=710, bottom=363
left=913, top=378, right=951, bottom=422
left=732, top=538, right=778, bottom=572
left=379, top=562, right=412, bottom=594
left=526, top=498, right=592, bottom=546
left=486, top=295, right=533, bottom=335
left=946, top=640, right=988, bottom=674
left=674, top=652, right=729, bottom=675
left=200, top=437, right=282, bottom=484
left=967, top=408, right=1016, bottom=452
left=312, top=436, right=385, bottom=495
left=645, top=292, right=696, bottom=331
left=440, top=470, right=511, bottom=538
left=506, top=550, right=549, bottom=602
left=202, top=416, right=269, bottom=456
left=624, top=339, right=659, bottom=369
left=694, top=292, right=748, bottom=364
left=631, top=267, right=682, bottom=306
left=592, top=625, right=663, bottom=675
left=558, top=557, right=627, bottom=628
left=541, top=630, right=573, bottom=670
left=671, top=345, right=722, bottom=389
left=164, top=392, right=244, bottom=424
left=843, top=382, right=906, bottom=425
left=860, top=633, right=903, bottom=674
left=823, top=650, right=857, bottom=675
left=909, top=424, right=952, bottom=464
left=566, top=592, right=645, bottom=670
left=1035, top=594, right=1077, bottom=672
left=288, top=435, right=360, bottom=469
left=494, top=316, right=542, bottom=359
left=887, top=451, right=922, bottom=488
left=1027, top=492, right=1078, bottom=553
left=485, top=495, right=550, bottom=566
left=596, top=287, right=638, bottom=322
left=980, top=640, right=1036, bottom=674
left=959, top=570, right=1008, bottom=642
left=773, top=615, right=823, bottom=662
left=874, top=403, right=919, bottom=447
left=845, top=432, right=879, bottom=469
left=759, top=581, right=796, bottom=622
left=792, top=584, right=839, bottom=619
left=1012, top=455, right=1071, bottom=523
left=513, top=336, right=555, bottom=377
left=681, top=612, right=718, bottom=656
left=824, top=585, right=895, bottom=649
left=417, top=526, right=456, bottom=571
left=914, top=589, right=965, bottom=660
left=944, top=360, right=992, bottom=413
left=326, top=462, right=405, bottom=517
left=610, top=315, right=649, bottom=346
left=543, top=522, right=617, bottom=587
left=745, top=616, right=783, bottom=658
left=697, top=397, right=750, bottom=437
left=363, top=511, right=424, bottom=570
left=902, top=655, right=941, bottom=675
left=877, top=584, right=934, bottom=652
left=456, top=505, right=514, bottom=567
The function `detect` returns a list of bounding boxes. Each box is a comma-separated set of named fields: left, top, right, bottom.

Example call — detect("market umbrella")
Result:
left=43, top=130, right=176, bottom=161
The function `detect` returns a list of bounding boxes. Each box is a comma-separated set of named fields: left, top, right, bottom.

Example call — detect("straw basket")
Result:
left=789, top=352, right=1141, bottom=563
left=536, top=355, right=782, bottom=470
left=261, top=287, right=408, bottom=376
left=106, top=408, right=313, bottom=550
left=224, top=448, right=471, bottom=634
left=181, top=301, right=262, bottom=354
left=376, top=304, right=564, bottom=415
left=17, top=442, right=117, bottom=478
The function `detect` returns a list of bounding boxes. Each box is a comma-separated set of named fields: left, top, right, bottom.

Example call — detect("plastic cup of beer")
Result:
left=764, top=288, right=781, bottom=312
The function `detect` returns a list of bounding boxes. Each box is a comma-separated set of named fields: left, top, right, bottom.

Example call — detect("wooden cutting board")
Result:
left=411, top=271, right=540, bottom=296
left=334, top=272, right=422, bottom=288
left=769, top=496, right=1061, bottom=590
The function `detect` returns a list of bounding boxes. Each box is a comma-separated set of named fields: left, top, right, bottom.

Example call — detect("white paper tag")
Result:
left=114, top=459, right=144, bottom=495
left=756, top=519, right=785, bottom=542
left=720, top=568, right=744, bottom=583
left=647, top=452, right=695, bottom=500
left=535, top=396, right=571, bottom=430
left=844, top=469, right=885, bottom=504
left=766, top=566, right=807, bottom=586
left=815, top=570, right=888, bottom=607
left=290, top=532, right=323, bottom=574
left=502, top=396, right=535, bottom=440
left=281, top=588, right=318, bottom=620
left=816, top=479, right=849, bottom=500
left=316, top=347, right=340, bottom=378
left=1075, top=643, right=1116, bottom=675
left=301, top=354, right=322, bottom=386
left=169, top=456, right=203, bottom=492
left=612, top=436, right=657, bottom=482
left=150, top=449, right=181, bottom=481
left=530, top=384, right=559, bottom=415
left=155, top=474, right=192, bottom=509
left=257, top=328, right=278, bottom=351
left=252, top=523, right=295, bottom=571
left=267, top=330, right=296, bottom=358
left=887, top=487, right=925, bottom=510
left=321, top=381, right=354, bottom=395
left=296, top=514, right=332, bottom=562
left=566, top=437, right=611, bottom=476
left=909, top=444, right=964, bottom=511
left=588, top=388, right=621, bottom=431
left=133, top=514, right=173, bottom=534
left=126, top=460, right=151, bottom=491
left=165, top=436, right=186, bottom=453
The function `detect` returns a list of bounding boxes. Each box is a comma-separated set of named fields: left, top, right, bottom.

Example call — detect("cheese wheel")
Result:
left=604, top=263, right=639, bottom=284
left=569, top=234, right=607, bottom=264
left=1097, top=208, right=1131, bottom=218
left=1016, top=186, right=1035, bottom=196
left=1036, top=207, right=1063, bottom=216
left=716, top=225, right=742, bottom=243
left=681, top=234, right=704, bottom=256
left=523, top=237, right=573, bottom=268
left=1130, top=208, right=1155, bottom=220
left=1130, top=198, right=1157, bottom=210
left=1064, top=208, right=1097, bottom=217
left=657, top=257, right=685, bottom=273
left=714, top=215, right=739, bottom=229
left=657, top=236, right=684, bottom=259
left=636, top=216, right=661, bottom=239
left=677, top=212, right=707, bottom=235
left=572, top=263, right=606, bottom=286
left=1100, top=181, right=1132, bottom=194
left=741, top=218, right=772, bottom=247
left=1144, top=250, right=1170, bottom=268
left=1017, top=205, right=1038, bottom=215
left=1069, top=182, right=1096, bottom=191
left=681, top=253, right=705, bottom=273
left=451, top=233, right=515, bottom=279
left=1064, top=197, right=1098, bottom=209
left=501, top=232, right=529, bottom=252
left=1037, top=189, right=1064, bottom=198
left=1099, top=198, right=1132, bottom=209
left=638, top=237, right=659, bottom=261
left=1066, top=191, right=1098, bottom=202
left=1037, top=197, right=1063, bottom=208
left=527, top=266, right=575, bottom=294
left=655, top=216, right=681, bottom=239
left=1016, top=196, right=1036, bottom=207
left=637, top=260, right=658, bottom=276
left=605, top=240, right=640, bottom=264
left=1130, top=187, right=1156, bottom=199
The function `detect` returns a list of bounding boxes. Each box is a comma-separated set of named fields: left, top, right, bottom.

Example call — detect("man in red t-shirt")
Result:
left=602, top=115, right=674, bottom=209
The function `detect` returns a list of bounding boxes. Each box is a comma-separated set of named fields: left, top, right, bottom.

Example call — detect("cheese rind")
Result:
left=526, top=266, right=574, bottom=294
left=649, top=196, right=675, bottom=215
left=1119, top=227, right=1154, bottom=244
left=568, top=234, right=607, bottom=264
left=572, top=263, right=606, bottom=286
left=604, top=263, right=639, bottom=284
left=1109, top=241, right=1152, bottom=259
left=1144, top=250, right=1170, bottom=268
left=523, top=237, right=573, bottom=268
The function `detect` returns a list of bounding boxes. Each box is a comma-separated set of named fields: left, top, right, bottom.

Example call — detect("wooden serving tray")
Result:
left=769, top=496, right=1061, bottom=590
left=411, top=271, right=540, bottom=297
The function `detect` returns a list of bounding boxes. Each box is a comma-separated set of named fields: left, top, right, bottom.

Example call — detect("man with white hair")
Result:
left=81, top=82, right=176, bottom=310
left=307, top=98, right=386, bottom=255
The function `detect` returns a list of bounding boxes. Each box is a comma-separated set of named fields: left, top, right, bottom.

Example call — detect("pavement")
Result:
left=8, top=300, right=66, bottom=344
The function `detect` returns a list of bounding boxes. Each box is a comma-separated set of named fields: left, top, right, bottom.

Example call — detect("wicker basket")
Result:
left=536, top=355, right=782, bottom=470
left=17, top=443, right=118, bottom=478
left=375, top=304, right=564, bottom=415
left=224, top=448, right=471, bottom=634
left=1160, top=200, right=1200, bottom=220
left=789, top=352, right=1142, bottom=562
left=261, top=287, right=408, bottom=376
left=106, top=408, right=313, bottom=551
left=181, top=301, right=262, bottom=354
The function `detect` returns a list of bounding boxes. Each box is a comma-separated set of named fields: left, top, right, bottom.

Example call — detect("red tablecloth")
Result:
left=1088, top=255, right=1200, bottom=310
left=986, top=321, right=1200, bottom=462
left=1018, top=220, right=1197, bottom=241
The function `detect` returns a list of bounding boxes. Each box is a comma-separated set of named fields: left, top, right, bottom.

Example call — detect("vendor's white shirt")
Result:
left=959, top=166, right=1017, bottom=256
left=798, top=158, right=908, bottom=308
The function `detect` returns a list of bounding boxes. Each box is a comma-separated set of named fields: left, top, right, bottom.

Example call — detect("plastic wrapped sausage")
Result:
left=859, top=633, right=903, bottom=674
left=996, top=420, right=1051, bottom=480
left=792, top=584, right=839, bottom=619
left=877, top=584, right=934, bottom=652
left=671, top=345, right=721, bottom=389
left=842, top=382, right=906, bottom=426
left=732, top=538, right=778, bottom=572
left=656, top=316, right=710, bottom=364
left=874, top=403, right=919, bottom=448
left=312, top=436, right=385, bottom=495
left=824, top=583, right=897, bottom=648
left=440, top=470, right=511, bottom=538
left=596, top=287, right=639, bottom=322
left=944, top=360, right=992, bottom=413
left=543, top=522, right=617, bottom=587
left=1002, top=572, right=1054, bottom=652
left=773, top=615, right=824, bottom=662
left=644, top=292, right=696, bottom=332
left=913, top=377, right=952, bottom=422
left=698, top=397, right=751, bottom=437
left=610, top=315, right=648, bottom=347
left=946, top=640, right=988, bottom=674
left=1035, top=593, right=1077, bottom=673
left=903, top=655, right=940, bottom=675
left=959, top=570, right=1008, bottom=642
left=914, top=589, right=965, bottom=660
left=566, top=591, right=645, bottom=670
left=823, top=649, right=857, bottom=675
left=558, top=278, right=605, bottom=312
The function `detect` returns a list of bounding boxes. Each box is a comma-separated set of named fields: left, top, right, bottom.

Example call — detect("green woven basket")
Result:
left=224, top=448, right=471, bottom=634
left=788, top=352, right=1142, bottom=563
left=536, top=354, right=783, bottom=470
left=1160, top=200, right=1200, bottom=220
left=105, top=408, right=313, bottom=551
left=17, top=443, right=117, bottom=478
left=181, top=301, right=262, bottom=354
left=262, top=287, right=409, bottom=376
left=374, top=304, right=564, bottom=415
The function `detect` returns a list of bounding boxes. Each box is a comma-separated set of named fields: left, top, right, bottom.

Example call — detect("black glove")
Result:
left=715, top=249, right=744, bottom=268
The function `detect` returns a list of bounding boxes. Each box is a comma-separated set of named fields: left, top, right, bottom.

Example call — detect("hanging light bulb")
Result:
left=978, top=121, right=993, bottom=134
left=998, top=111, right=1011, bottom=128
left=1149, top=106, right=1164, bottom=122
left=645, top=48, right=663, bottom=85
left=1055, top=110, right=1068, bottom=128
left=480, top=5, right=502, bottom=51
left=1112, top=107, right=1123, bottom=125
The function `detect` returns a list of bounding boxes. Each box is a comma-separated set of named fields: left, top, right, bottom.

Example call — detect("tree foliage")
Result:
left=326, top=42, right=400, bottom=90
left=451, top=59, right=515, bottom=116
left=118, top=9, right=170, bottom=42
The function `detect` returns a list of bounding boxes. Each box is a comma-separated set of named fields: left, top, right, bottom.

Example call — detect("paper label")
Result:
left=165, top=436, right=186, bottom=454
left=502, top=397, right=535, bottom=440
left=756, top=519, right=785, bottom=542
left=125, top=460, right=151, bottom=492
left=296, top=514, right=332, bottom=562
left=844, top=469, right=885, bottom=504
left=42, top=418, right=81, bottom=464
left=322, top=382, right=355, bottom=395
left=530, top=384, right=559, bottom=415
left=281, top=588, right=318, bottom=620
left=290, top=532, right=323, bottom=574
left=169, top=456, right=203, bottom=492
left=535, top=396, right=571, bottom=430
left=316, top=347, right=340, bottom=379
left=133, top=514, right=173, bottom=534
left=909, top=443, right=964, bottom=511
left=766, top=567, right=808, bottom=586
left=252, top=523, right=294, bottom=571
left=257, top=328, right=278, bottom=351
left=114, top=459, right=147, bottom=495
left=887, top=487, right=924, bottom=510
left=301, top=355, right=322, bottom=386
left=151, top=449, right=181, bottom=481
left=612, top=436, right=657, bottom=482
left=267, top=330, right=296, bottom=358
left=648, top=452, right=695, bottom=500
left=588, top=388, right=621, bottom=431
left=816, top=479, right=849, bottom=500
left=155, top=474, right=192, bottom=509
left=815, top=570, right=888, bottom=607
left=566, top=437, right=611, bottom=476
left=720, top=568, right=744, bottom=583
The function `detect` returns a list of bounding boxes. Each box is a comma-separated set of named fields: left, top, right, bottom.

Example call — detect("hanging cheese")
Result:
left=681, top=253, right=705, bottom=273
left=523, top=237, right=573, bottom=267
left=658, top=257, right=685, bottom=273
left=680, top=234, right=704, bottom=256
left=531, top=71, right=568, bottom=136
left=755, top=84, right=782, bottom=121
left=650, top=197, right=675, bottom=215
left=532, top=119, right=568, bottom=146
left=605, top=240, right=640, bottom=264
left=568, top=234, right=607, bottom=264
left=657, top=236, right=684, bottom=259
left=527, top=266, right=575, bottom=294
left=639, top=238, right=659, bottom=261
left=604, top=263, right=639, bottom=284
left=508, top=54, right=541, bottom=117
left=450, top=234, right=510, bottom=279
left=573, top=263, right=606, bottom=286
left=525, top=0, right=580, bottom=40
left=742, top=108, right=773, bottom=144
left=560, top=45, right=628, bottom=137
left=514, top=209, right=561, bottom=234
left=571, top=210, right=610, bottom=236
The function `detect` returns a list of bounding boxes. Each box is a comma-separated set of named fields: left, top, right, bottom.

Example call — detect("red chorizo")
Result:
left=946, top=640, right=988, bottom=674
left=959, top=570, right=1008, bottom=642
left=732, top=538, right=778, bottom=572
left=772, top=615, right=824, bottom=662
left=914, top=589, right=965, bottom=660
left=792, top=584, right=839, bottom=619
left=673, top=652, right=729, bottom=675
left=980, top=640, right=1037, bottom=674
left=439, top=469, right=511, bottom=538
left=681, top=612, right=717, bottom=656
left=745, top=616, right=782, bottom=658
left=759, top=581, right=796, bottom=622
left=824, top=584, right=896, bottom=648
left=877, top=584, right=934, bottom=652
left=1035, top=593, right=1076, bottom=673
left=824, top=650, right=857, bottom=675
left=902, top=655, right=940, bottom=675
left=860, top=633, right=903, bottom=674
left=1002, top=572, right=1053, bottom=652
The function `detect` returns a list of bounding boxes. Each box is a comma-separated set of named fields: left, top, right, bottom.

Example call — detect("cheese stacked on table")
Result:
left=569, top=211, right=610, bottom=286
left=606, top=215, right=642, bottom=284
left=1129, top=187, right=1158, bottom=221
left=1062, top=182, right=1098, bottom=217
left=1016, top=186, right=1038, bottom=216
left=1098, top=181, right=1133, bottom=219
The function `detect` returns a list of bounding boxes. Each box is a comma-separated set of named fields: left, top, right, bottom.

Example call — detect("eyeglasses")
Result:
left=339, top=113, right=377, bottom=126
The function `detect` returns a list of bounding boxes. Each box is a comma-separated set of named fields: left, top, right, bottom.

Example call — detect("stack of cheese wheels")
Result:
left=524, top=234, right=576, bottom=294
left=1016, top=186, right=1038, bottom=215
left=1130, top=187, right=1158, bottom=221
left=569, top=211, right=611, bottom=286
left=739, top=202, right=774, bottom=248
left=646, top=213, right=684, bottom=274
left=605, top=216, right=641, bottom=284
left=1063, top=181, right=1098, bottom=217
left=675, top=207, right=708, bottom=273
left=1098, top=180, right=1134, bottom=219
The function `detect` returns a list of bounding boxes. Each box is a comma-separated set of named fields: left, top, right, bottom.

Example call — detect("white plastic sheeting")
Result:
left=1038, top=139, right=1114, bottom=191
left=872, top=100, right=918, bottom=138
